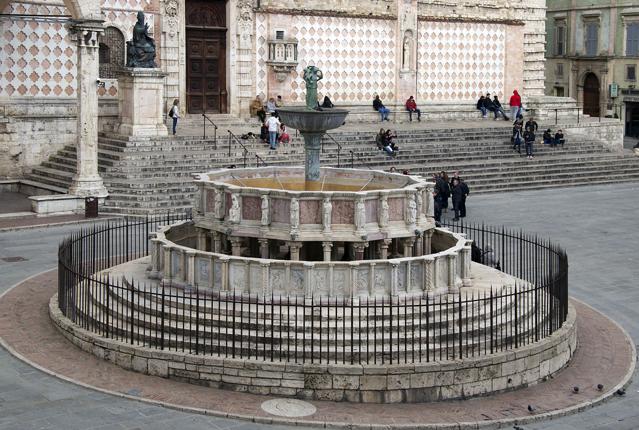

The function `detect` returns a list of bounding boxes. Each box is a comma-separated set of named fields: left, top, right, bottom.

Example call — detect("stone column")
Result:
left=424, top=229, right=434, bottom=254
left=414, top=235, right=423, bottom=257
left=403, top=237, right=416, bottom=258
left=461, top=240, right=473, bottom=287
left=258, top=238, right=269, bottom=259
left=447, top=253, right=459, bottom=294
left=288, top=241, right=302, bottom=260
left=380, top=238, right=392, bottom=259
left=68, top=21, right=108, bottom=197
left=162, top=245, right=172, bottom=283
left=148, top=238, right=162, bottom=279
left=353, top=242, right=368, bottom=261
left=196, top=228, right=207, bottom=251
left=229, top=237, right=243, bottom=256
left=186, top=250, right=196, bottom=288
left=211, top=231, right=222, bottom=253
left=322, top=241, right=333, bottom=261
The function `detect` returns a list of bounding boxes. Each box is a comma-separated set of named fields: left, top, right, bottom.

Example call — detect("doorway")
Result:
left=185, top=0, right=227, bottom=114
left=626, top=102, right=639, bottom=137
left=582, top=72, right=600, bottom=117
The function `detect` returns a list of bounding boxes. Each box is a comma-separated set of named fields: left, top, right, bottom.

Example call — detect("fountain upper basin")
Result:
left=277, top=108, right=349, bottom=132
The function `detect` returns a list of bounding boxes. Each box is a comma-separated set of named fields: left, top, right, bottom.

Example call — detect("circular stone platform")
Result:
left=0, top=270, right=634, bottom=429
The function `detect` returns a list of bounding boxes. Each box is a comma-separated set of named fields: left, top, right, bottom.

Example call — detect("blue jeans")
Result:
left=172, top=117, right=178, bottom=135
left=378, top=107, right=390, bottom=121
left=269, top=131, right=278, bottom=149
left=479, top=106, right=487, bottom=117
left=525, top=141, right=534, bottom=156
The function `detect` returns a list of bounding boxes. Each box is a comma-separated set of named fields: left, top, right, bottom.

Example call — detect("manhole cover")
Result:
left=1, top=256, right=27, bottom=263
left=261, top=398, right=317, bottom=418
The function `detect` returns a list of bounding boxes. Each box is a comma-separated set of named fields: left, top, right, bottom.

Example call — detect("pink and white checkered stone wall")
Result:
left=0, top=0, right=154, bottom=99
left=417, top=21, right=506, bottom=102
left=0, top=2, right=76, bottom=97
left=256, top=13, right=397, bottom=103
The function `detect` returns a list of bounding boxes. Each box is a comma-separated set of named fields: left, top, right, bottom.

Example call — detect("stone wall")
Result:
left=0, top=99, right=76, bottom=178
left=50, top=294, right=577, bottom=403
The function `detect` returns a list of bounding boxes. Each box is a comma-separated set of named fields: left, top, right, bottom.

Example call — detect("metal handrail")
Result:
left=227, top=130, right=267, bottom=167
left=202, top=114, right=218, bottom=145
left=349, top=150, right=373, bottom=170
left=323, top=133, right=343, bottom=168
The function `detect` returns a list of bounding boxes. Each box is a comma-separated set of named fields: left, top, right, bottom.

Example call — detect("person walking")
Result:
left=265, top=113, right=281, bottom=150
left=168, top=99, right=180, bottom=135
left=524, top=128, right=535, bottom=159
left=405, top=96, right=421, bottom=121
left=509, top=90, right=522, bottom=120
left=373, top=95, right=391, bottom=121
left=451, top=178, right=464, bottom=221
left=525, top=116, right=538, bottom=134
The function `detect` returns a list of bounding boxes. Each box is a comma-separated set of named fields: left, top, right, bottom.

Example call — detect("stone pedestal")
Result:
left=117, top=68, right=168, bottom=137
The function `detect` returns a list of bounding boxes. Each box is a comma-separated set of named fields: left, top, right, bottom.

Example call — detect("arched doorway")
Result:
left=583, top=73, right=600, bottom=117
left=185, top=0, right=228, bottom=114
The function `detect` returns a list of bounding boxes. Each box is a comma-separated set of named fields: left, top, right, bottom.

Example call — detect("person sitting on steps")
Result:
left=554, top=129, right=565, bottom=147
left=373, top=94, right=391, bottom=121
left=405, top=96, right=421, bottom=122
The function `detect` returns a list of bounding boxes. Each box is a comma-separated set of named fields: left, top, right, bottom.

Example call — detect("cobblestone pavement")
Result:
left=0, top=183, right=638, bottom=430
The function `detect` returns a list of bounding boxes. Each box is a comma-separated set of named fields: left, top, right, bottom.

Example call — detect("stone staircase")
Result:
left=23, top=123, right=639, bottom=215
left=71, top=273, right=547, bottom=362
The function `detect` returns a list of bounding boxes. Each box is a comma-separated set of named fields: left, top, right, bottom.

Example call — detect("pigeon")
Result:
left=597, top=384, right=604, bottom=391
left=616, top=388, right=626, bottom=396
left=572, top=386, right=580, bottom=393
left=513, top=426, right=525, bottom=430
left=527, top=404, right=535, bottom=413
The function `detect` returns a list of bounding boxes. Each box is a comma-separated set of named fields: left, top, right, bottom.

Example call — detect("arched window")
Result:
left=99, top=27, right=125, bottom=78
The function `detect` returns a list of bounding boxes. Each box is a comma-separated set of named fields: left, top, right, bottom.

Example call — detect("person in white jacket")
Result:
left=169, top=99, right=180, bottom=135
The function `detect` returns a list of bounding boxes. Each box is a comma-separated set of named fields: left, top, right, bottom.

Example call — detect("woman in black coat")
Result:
left=451, top=178, right=464, bottom=221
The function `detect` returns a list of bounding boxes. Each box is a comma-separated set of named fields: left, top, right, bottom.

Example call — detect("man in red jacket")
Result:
left=509, top=90, right=522, bottom=120
left=405, top=96, right=421, bottom=122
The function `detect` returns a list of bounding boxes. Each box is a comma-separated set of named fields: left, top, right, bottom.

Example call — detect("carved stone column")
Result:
left=229, top=237, right=243, bottom=256
left=414, top=235, right=423, bottom=257
left=186, top=250, right=196, bottom=288
left=424, top=229, right=434, bottom=255
left=353, top=242, right=368, bottom=261
left=380, top=238, right=392, bottom=259
left=322, top=241, right=333, bottom=261
left=461, top=240, right=473, bottom=287
left=258, top=238, right=269, bottom=259
left=196, top=227, right=207, bottom=251
left=68, top=21, right=108, bottom=197
left=403, top=237, right=415, bottom=258
left=287, top=241, right=302, bottom=261
left=162, top=245, right=172, bottom=282
left=447, top=253, right=460, bottom=294
left=211, top=231, right=222, bottom=253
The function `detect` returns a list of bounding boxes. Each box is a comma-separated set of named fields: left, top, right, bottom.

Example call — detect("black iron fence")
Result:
left=58, top=216, right=568, bottom=364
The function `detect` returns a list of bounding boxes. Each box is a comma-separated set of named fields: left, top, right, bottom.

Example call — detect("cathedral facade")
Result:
left=0, top=0, right=546, bottom=178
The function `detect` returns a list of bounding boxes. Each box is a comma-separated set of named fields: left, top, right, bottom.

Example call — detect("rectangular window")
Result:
left=554, top=87, right=565, bottom=97
left=585, top=22, right=599, bottom=56
left=627, top=65, right=637, bottom=81
left=627, top=22, right=639, bottom=56
left=556, top=63, right=564, bottom=78
left=555, top=24, right=566, bottom=56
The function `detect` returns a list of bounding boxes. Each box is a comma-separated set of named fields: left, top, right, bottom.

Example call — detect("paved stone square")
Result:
left=0, top=182, right=637, bottom=429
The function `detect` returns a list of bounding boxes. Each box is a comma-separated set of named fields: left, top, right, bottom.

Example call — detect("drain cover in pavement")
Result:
left=1, top=256, right=27, bottom=262
left=261, top=398, right=317, bottom=418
